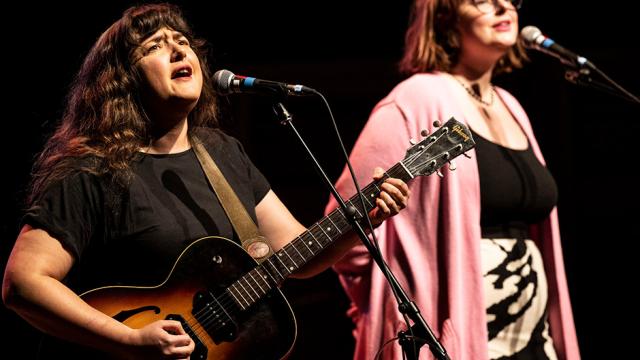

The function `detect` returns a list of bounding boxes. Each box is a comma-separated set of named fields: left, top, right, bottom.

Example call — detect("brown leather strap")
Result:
left=191, top=135, right=273, bottom=262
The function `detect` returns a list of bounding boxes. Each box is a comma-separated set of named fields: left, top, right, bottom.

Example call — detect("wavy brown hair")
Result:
left=399, top=0, right=527, bottom=75
left=28, top=3, right=218, bottom=205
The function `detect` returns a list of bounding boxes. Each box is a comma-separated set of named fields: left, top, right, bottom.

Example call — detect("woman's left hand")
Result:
left=368, top=166, right=410, bottom=227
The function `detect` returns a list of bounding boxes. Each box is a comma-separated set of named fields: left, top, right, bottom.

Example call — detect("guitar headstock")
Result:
left=402, top=117, right=475, bottom=177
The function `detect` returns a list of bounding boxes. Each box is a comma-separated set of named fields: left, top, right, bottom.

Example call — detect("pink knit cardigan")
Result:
left=326, top=73, right=580, bottom=359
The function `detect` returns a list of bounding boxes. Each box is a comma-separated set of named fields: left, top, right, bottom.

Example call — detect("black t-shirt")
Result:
left=23, top=128, right=270, bottom=292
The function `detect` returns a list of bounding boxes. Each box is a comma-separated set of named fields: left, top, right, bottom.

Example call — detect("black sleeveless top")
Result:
left=472, top=129, right=558, bottom=238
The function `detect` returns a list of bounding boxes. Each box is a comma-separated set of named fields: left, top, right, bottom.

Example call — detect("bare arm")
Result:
left=2, top=225, right=194, bottom=359
left=255, top=167, right=409, bottom=279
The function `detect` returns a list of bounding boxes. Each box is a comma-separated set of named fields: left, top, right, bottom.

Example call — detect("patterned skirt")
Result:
left=480, top=238, right=558, bottom=360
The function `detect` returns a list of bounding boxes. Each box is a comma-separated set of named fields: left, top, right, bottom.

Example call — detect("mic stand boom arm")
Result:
left=273, top=101, right=450, bottom=360
left=564, top=63, right=640, bottom=105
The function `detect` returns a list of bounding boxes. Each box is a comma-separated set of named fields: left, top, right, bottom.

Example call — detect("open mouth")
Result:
left=171, top=66, right=193, bottom=79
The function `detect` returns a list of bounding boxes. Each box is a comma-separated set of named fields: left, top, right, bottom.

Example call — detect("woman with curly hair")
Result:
left=2, top=4, right=409, bottom=358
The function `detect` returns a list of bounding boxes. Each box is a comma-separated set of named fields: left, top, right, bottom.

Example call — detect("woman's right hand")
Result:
left=123, top=320, right=195, bottom=359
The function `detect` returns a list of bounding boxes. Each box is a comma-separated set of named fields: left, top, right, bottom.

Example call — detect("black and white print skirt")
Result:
left=480, top=238, right=558, bottom=360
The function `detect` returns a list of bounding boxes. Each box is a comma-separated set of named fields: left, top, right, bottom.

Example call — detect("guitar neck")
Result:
left=225, top=163, right=411, bottom=310
left=265, top=163, right=412, bottom=282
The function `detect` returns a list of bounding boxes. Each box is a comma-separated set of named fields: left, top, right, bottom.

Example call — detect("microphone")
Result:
left=520, top=26, right=595, bottom=70
left=213, top=69, right=316, bottom=96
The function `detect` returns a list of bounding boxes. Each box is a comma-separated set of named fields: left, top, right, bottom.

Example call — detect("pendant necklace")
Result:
left=454, top=77, right=494, bottom=107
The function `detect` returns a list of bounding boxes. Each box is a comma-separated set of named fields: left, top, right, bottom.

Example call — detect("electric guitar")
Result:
left=41, top=117, right=475, bottom=359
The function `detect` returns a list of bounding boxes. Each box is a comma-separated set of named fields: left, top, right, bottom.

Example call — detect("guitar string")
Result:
left=185, top=135, right=460, bottom=339
left=184, top=168, right=410, bottom=338
left=178, top=144, right=456, bottom=338
left=186, top=218, right=345, bottom=338
left=183, top=145, right=451, bottom=338
left=187, top=227, right=343, bottom=338
left=200, top=188, right=459, bottom=337
left=186, top=171, right=397, bottom=335
left=183, top=233, right=324, bottom=338
left=182, top=210, right=356, bottom=338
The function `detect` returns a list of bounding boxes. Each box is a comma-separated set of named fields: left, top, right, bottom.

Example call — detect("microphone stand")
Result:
left=272, top=101, right=450, bottom=360
left=564, top=64, right=640, bottom=104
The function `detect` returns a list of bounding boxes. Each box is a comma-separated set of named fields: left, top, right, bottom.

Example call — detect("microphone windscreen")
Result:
left=213, top=69, right=234, bottom=95
left=520, top=25, right=542, bottom=46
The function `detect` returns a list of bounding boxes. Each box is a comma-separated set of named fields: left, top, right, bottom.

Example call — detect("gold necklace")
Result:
left=454, top=77, right=494, bottom=106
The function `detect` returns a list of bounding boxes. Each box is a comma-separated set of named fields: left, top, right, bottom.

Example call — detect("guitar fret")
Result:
left=317, top=223, right=330, bottom=240
left=226, top=287, right=243, bottom=309
left=264, top=258, right=285, bottom=283
left=336, top=202, right=349, bottom=225
left=255, top=266, right=276, bottom=288
left=252, top=269, right=268, bottom=293
left=318, top=223, right=333, bottom=242
left=334, top=209, right=353, bottom=230
left=355, top=192, right=375, bottom=209
left=247, top=271, right=263, bottom=294
left=299, top=235, right=315, bottom=255
left=274, top=251, right=292, bottom=275
left=230, top=283, right=249, bottom=309
left=332, top=213, right=351, bottom=230
left=333, top=216, right=351, bottom=233
left=236, top=281, right=254, bottom=304
left=282, top=247, right=298, bottom=271
left=243, top=274, right=261, bottom=298
left=364, top=194, right=374, bottom=208
left=326, top=215, right=343, bottom=234
left=290, top=242, right=306, bottom=261
left=308, top=228, right=324, bottom=248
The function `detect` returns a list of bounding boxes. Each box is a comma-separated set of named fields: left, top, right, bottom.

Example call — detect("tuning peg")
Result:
left=436, top=169, right=444, bottom=178
left=420, top=129, right=430, bottom=137
left=433, top=120, right=442, bottom=128
left=463, top=152, right=472, bottom=159
left=409, top=138, right=417, bottom=145
left=448, top=161, right=456, bottom=171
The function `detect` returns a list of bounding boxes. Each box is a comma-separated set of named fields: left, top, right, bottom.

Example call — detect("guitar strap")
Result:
left=191, top=135, right=274, bottom=263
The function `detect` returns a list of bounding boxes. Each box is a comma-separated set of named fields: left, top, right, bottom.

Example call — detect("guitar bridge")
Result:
left=166, top=314, right=208, bottom=359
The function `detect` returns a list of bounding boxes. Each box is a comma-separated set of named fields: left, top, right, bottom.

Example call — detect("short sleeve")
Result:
left=22, top=172, right=103, bottom=261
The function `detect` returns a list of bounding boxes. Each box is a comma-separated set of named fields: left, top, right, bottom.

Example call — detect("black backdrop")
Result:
left=2, top=1, right=638, bottom=359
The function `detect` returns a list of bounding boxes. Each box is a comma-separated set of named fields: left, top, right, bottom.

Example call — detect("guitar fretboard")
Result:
left=226, top=163, right=411, bottom=310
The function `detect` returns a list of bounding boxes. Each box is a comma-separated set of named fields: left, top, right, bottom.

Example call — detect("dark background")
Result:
left=2, top=1, right=638, bottom=358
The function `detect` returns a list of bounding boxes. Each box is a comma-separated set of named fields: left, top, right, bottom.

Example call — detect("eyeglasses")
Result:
left=471, top=0, right=522, bottom=14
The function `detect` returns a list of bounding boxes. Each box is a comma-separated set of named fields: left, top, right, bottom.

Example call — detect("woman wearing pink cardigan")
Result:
left=326, top=0, right=580, bottom=359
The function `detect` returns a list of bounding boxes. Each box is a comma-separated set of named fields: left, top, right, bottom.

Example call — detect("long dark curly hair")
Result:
left=28, top=3, right=218, bottom=205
